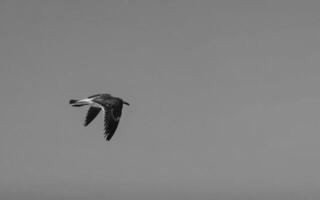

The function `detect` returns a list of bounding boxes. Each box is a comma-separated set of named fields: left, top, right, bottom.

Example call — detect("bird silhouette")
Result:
left=70, top=93, right=129, bottom=141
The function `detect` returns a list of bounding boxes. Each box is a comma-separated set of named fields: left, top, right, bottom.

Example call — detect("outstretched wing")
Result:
left=103, top=103, right=123, bottom=141
left=84, top=107, right=101, bottom=126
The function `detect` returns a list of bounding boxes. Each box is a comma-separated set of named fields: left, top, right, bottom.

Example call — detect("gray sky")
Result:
left=1, top=0, right=320, bottom=199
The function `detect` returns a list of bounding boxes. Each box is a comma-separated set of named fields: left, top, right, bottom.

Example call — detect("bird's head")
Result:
left=123, top=100, right=130, bottom=106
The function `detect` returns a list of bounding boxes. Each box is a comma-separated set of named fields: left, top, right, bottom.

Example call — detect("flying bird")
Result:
left=69, top=93, right=129, bottom=141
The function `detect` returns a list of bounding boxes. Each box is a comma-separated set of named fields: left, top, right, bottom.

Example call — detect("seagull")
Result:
left=69, top=93, right=129, bottom=141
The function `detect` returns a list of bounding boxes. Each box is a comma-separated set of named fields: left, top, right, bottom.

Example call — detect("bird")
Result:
left=69, top=93, right=129, bottom=141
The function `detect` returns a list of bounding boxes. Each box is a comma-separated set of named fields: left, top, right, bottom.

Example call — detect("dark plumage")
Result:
left=69, top=93, right=129, bottom=141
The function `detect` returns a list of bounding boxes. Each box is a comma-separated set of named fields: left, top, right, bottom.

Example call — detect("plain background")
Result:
left=1, top=0, right=320, bottom=199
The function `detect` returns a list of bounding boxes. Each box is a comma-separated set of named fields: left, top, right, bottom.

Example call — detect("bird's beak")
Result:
left=123, top=101, right=130, bottom=106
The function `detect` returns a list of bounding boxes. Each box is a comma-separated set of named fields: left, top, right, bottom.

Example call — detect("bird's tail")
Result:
left=69, top=99, right=78, bottom=104
left=69, top=99, right=87, bottom=107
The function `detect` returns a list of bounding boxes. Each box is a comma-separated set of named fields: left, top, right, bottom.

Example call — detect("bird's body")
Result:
left=69, top=93, right=129, bottom=141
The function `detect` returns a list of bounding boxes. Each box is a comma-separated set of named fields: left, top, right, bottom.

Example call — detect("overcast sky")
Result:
left=1, top=0, right=320, bottom=199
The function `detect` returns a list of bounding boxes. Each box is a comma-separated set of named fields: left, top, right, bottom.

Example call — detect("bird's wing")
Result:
left=111, top=101, right=123, bottom=121
left=84, top=107, right=101, bottom=126
left=103, top=103, right=123, bottom=141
